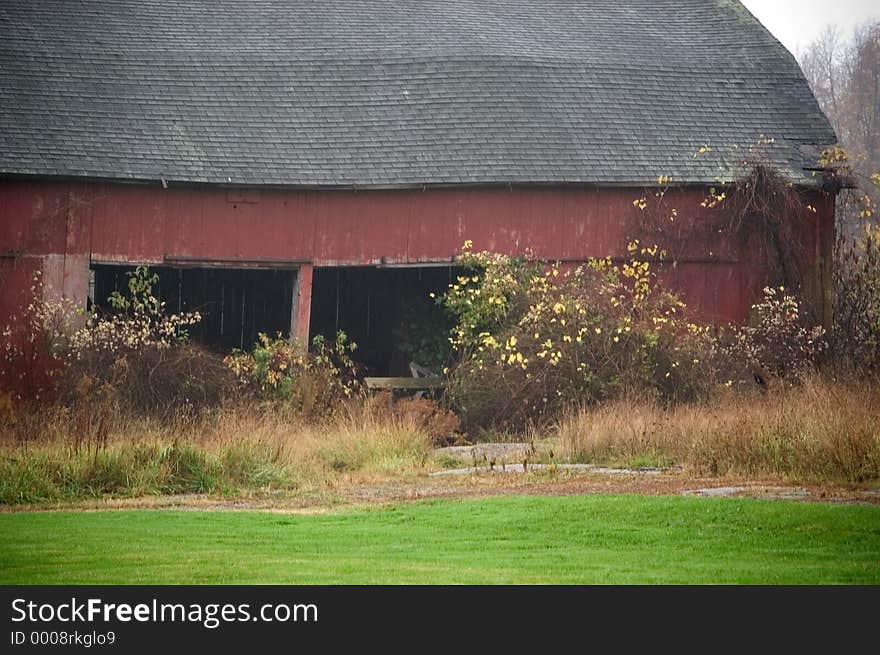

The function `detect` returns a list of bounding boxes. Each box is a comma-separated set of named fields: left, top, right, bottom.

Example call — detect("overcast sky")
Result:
left=740, top=0, right=880, bottom=56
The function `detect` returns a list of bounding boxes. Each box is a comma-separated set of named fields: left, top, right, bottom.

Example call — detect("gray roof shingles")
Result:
left=0, top=0, right=836, bottom=187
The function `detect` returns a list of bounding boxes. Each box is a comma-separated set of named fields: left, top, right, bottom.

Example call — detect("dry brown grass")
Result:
left=4, top=375, right=878, bottom=505
left=206, top=394, right=437, bottom=480
left=0, top=393, right=441, bottom=504
left=558, top=376, right=880, bottom=483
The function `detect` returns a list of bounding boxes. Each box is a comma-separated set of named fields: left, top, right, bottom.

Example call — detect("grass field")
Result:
left=2, top=495, right=879, bottom=584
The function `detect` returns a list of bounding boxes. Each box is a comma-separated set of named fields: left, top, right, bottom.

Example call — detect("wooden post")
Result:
left=290, top=263, right=313, bottom=351
left=820, top=193, right=835, bottom=330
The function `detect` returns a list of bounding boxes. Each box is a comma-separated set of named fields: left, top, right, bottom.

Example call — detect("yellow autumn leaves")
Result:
left=439, top=239, right=685, bottom=378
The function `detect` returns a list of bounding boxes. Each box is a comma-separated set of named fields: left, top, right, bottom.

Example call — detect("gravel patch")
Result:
left=684, top=486, right=811, bottom=500
left=431, top=463, right=664, bottom=476
left=684, top=486, right=751, bottom=497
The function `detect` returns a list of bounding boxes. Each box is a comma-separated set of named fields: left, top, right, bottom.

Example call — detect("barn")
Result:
left=1, top=0, right=837, bottom=380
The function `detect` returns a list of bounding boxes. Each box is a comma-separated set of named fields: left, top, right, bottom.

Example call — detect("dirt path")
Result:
left=4, top=468, right=878, bottom=513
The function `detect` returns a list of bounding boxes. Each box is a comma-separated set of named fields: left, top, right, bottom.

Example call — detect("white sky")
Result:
left=740, top=0, right=880, bottom=56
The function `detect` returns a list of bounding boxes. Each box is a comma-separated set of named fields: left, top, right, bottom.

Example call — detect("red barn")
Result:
left=0, top=0, right=837, bottom=379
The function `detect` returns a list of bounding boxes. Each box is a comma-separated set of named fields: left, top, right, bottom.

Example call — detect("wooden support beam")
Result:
left=290, top=263, right=313, bottom=350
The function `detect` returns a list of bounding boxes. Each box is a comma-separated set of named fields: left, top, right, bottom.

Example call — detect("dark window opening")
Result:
left=309, top=266, right=459, bottom=377
left=90, top=264, right=295, bottom=352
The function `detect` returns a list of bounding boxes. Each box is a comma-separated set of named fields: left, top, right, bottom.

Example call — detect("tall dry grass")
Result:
left=0, top=394, right=439, bottom=504
left=4, top=374, right=878, bottom=504
left=558, top=376, right=880, bottom=483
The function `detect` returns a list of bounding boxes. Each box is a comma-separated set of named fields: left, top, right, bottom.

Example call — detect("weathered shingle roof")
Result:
left=0, top=0, right=836, bottom=188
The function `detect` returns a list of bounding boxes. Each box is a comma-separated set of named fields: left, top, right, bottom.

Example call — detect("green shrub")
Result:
left=225, top=331, right=360, bottom=418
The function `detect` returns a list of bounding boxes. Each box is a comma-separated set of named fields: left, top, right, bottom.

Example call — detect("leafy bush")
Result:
left=67, top=265, right=201, bottom=357
left=440, top=242, right=715, bottom=433
left=2, top=265, right=228, bottom=422
left=224, top=331, right=360, bottom=417
left=714, top=287, right=826, bottom=383
left=57, top=266, right=230, bottom=420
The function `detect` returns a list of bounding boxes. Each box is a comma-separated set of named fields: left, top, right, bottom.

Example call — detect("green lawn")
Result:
left=1, top=495, right=879, bottom=584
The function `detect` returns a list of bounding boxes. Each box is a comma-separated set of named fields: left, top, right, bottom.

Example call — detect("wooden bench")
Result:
left=363, top=376, right=445, bottom=392
left=364, top=361, right=445, bottom=398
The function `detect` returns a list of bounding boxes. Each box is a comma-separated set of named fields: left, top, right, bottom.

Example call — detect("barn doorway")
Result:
left=89, top=263, right=296, bottom=351
left=309, top=266, right=457, bottom=376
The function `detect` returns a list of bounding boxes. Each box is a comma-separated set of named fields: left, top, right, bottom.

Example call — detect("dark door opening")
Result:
left=309, top=266, right=458, bottom=376
left=90, top=264, right=295, bottom=351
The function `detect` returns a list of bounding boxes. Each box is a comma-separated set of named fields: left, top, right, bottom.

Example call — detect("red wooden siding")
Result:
left=0, top=178, right=834, bottom=337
